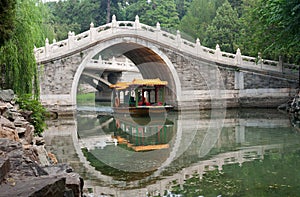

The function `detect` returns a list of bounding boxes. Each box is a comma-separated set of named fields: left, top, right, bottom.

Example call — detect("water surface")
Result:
left=43, top=108, right=300, bottom=196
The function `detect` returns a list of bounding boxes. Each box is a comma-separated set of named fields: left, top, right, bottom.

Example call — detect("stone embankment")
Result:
left=0, top=90, right=83, bottom=197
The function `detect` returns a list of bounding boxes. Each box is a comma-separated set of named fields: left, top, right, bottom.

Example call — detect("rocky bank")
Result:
left=0, top=90, right=83, bottom=197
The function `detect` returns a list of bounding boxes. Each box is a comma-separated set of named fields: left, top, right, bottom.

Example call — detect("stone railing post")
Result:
left=156, top=22, right=161, bottom=40
left=196, top=38, right=202, bottom=55
left=257, top=52, right=262, bottom=68
left=112, top=56, right=116, bottom=66
left=89, top=22, right=96, bottom=41
left=215, top=44, right=222, bottom=60
left=134, top=15, right=141, bottom=29
left=68, top=31, right=75, bottom=50
left=98, top=55, right=102, bottom=64
left=111, top=15, right=117, bottom=33
left=278, top=56, right=283, bottom=72
left=176, top=30, right=181, bottom=48
left=125, top=58, right=129, bottom=67
left=45, top=38, right=50, bottom=57
left=234, top=48, right=242, bottom=66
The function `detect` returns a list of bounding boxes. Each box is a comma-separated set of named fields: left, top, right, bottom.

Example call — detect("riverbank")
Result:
left=0, top=90, right=83, bottom=196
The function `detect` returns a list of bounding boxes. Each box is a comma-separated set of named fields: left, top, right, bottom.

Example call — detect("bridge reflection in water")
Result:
left=43, top=108, right=300, bottom=196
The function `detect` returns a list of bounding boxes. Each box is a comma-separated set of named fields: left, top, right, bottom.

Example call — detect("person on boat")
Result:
left=138, top=96, right=151, bottom=106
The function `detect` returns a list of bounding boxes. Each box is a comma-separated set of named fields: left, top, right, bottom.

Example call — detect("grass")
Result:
left=77, top=92, right=95, bottom=105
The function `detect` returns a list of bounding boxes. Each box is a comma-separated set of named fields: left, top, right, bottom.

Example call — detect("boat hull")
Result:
left=113, top=105, right=173, bottom=117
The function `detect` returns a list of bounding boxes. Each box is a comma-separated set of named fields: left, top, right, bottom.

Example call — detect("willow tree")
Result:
left=0, top=0, right=52, bottom=97
left=0, top=0, right=17, bottom=47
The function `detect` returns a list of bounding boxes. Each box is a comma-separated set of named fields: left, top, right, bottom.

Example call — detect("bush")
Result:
left=16, top=94, right=48, bottom=135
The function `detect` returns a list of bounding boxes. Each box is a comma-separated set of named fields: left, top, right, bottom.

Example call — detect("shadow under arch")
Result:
left=71, top=38, right=182, bottom=109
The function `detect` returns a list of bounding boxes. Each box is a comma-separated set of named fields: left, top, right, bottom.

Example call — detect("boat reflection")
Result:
left=113, top=114, right=174, bottom=152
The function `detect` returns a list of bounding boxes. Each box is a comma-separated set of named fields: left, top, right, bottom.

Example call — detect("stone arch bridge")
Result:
left=35, top=15, right=299, bottom=114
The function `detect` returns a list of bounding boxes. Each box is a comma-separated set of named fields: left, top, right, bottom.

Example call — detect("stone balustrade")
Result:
left=34, top=15, right=298, bottom=76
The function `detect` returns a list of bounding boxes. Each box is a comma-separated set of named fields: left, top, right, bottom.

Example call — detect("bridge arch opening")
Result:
left=72, top=38, right=181, bottom=108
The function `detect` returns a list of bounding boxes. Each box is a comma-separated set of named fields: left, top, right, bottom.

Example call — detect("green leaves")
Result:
left=124, top=0, right=179, bottom=29
left=0, top=0, right=52, bottom=96
left=16, top=94, right=48, bottom=135
left=204, top=0, right=240, bottom=53
left=0, top=0, right=17, bottom=47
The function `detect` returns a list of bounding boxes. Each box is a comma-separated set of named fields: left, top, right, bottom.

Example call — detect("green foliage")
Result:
left=174, top=0, right=193, bottom=20
left=46, top=0, right=122, bottom=40
left=16, top=94, right=48, bottom=135
left=239, top=0, right=300, bottom=63
left=0, top=0, right=17, bottom=47
left=124, top=0, right=179, bottom=29
left=77, top=93, right=95, bottom=105
left=0, top=0, right=54, bottom=96
left=204, top=0, right=240, bottom=53
left=179, top=0, right=223, bottom=41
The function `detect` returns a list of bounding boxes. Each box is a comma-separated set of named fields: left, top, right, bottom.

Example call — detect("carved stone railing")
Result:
left=34, top=15, right=298, bottom=76
left=86, top=56, right=138, bottom=72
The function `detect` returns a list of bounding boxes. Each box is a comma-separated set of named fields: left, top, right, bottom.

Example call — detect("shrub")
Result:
left=16, top=94, right=48, bottom=135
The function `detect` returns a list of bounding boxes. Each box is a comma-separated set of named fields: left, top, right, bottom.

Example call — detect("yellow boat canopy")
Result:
left=110, top=78, right=168, bottom=90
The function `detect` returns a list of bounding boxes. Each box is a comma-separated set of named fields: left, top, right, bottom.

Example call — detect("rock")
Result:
left=20, top=110, right=33, bottom=122
left=0, top=126, right=19, bottom=142
left=13, top=116, right=28, bottom=127
left=0, top=102, right=7, bottom=115
left=42, top=163, right=73, bottom=175
left=16, top=127, right=26, bottom=136
left=0, top=116, right=16, bottom=130
left=0, top=89, right=14, bottom=102
left=12, top=117, right=34, bottom=145
left=34, top=136, right=45, bottom=146
left=3, top=110, right=21, bottom=121
left=24, top=125, right=34, bottom=144
left=0, top=176, right=67, bottom=197
left=35, top=145, right=50, bottom=166
left=65, top=173, right=84, bottom=197
left=42, top=164, right=84, bottom=196
left=0, top=156, right=10, bottom=183
left=47, top=152, right=58, bottom=164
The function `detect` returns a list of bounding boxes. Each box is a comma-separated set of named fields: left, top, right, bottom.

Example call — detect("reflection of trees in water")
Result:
left=81, top=148, right=156, bottom=182
left=169, top=148, right=300, bottom=196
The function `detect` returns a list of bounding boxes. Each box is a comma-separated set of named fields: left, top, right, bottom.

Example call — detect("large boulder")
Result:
left=0, top=89, right=14, bottom=102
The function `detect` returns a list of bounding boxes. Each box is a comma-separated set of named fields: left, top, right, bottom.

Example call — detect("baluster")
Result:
left=68, top=31, right=75, bottom=50
left=234, top=48, right=242, bottom=66
left=215, top=44, right=221, bottom=60
left=176, top=30, right=181, bottom=48
left=90, top=22, right=96, bottom=41
left=196, top=38, right=203, bottom=55
left=45, top=38, right=50, bottom=57
left=134, top=15, right=141, bottom=29
left=111, top=15, right=117, bottom=33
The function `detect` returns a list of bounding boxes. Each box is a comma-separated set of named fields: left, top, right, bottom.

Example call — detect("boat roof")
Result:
left=110, top=78, right=168, bottom=90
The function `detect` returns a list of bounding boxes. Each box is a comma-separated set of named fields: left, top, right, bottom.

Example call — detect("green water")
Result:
left=44, top=108, right=300, bottom=196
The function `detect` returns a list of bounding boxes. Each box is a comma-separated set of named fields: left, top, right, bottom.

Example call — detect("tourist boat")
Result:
left=110, top=78, right=174, bottom=116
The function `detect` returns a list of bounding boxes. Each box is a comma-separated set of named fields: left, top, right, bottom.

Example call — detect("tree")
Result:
left=0, top=0, right=53, bottom=96
left=124, top=0, right=179, bottom=29
left=174, top=0, right=193, bottom=20
left=239, top=0, right=300, bottom=63
left=0, top=0, right=17, bottom=47
left=204, top=0, right=240, bottom=53
left=46, top=0, right=122, bottom=41
left=179, top=0, right=224, bottom=41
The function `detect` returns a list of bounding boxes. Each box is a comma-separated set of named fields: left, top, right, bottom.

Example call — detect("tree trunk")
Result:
left=106, top=0, right=111, bottom=23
